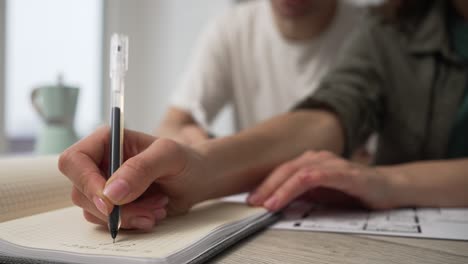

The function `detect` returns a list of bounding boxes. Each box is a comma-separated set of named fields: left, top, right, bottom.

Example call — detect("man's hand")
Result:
left=247, top=150, right=397, bottom=211
left=58, top=127, right=209, bottom=230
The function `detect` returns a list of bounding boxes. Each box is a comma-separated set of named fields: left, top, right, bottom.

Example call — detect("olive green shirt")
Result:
left=447, top=6, right=468, bottom=158
left=295, top=0, right=468, bottom=165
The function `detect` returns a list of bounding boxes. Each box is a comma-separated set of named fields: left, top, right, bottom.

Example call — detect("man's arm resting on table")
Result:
left=381, top=159, right=468, bottom=207
left=195, top=109, right=345, bottom=200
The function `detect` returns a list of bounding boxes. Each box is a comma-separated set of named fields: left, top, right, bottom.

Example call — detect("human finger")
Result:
left=120, top=204, right=167, bottom=230
left=81, top=202, right=167, bottom=230
left=247, top=160, right=301, bottom=206
left=72, top=184, right=169, bottom=229
left=103, top=138, right=187, bottom=205
left=59, top=127, right=111, bottom=212
left=74, top=186, right=169, bottom=230
left=247, top=150, right=328, bottom=206
left=130, top=190, right=170, bottom=210
left=61, top=128, right=159, bottom=214
left=83, top=210, right=106, bottom=226
left=59, top=126, right=110, bottom=170
left=263, top=167, right=356, bottom=211
left=71, top=186, right=108, bottom=222
left=262, top=169, right=322, bottom=211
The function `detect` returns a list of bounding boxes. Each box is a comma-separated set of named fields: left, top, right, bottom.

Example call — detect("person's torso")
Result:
left=366, top=2, right=468, bottom=164
left=224, top=0, right=362, bottom=130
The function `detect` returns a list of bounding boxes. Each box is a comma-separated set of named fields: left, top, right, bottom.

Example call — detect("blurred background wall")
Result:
left=0, top=0, right=382, bottom=155
left=0, top=0, right=5, bottom=153
left=1, top=0, right=233, bottom=155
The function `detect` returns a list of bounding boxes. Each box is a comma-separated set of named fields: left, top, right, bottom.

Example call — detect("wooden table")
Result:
left=209, top=229, right=468, bottom=263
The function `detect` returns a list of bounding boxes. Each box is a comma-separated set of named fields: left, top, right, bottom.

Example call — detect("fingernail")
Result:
left=103, top=179, right=130, bottom=203
left=130, top=217, right=154, bottom=230
left=248, top=194, right=260, bottom=205
left=264, top=197, right=278, bottom=211
left=93, top=196, right=109, bottom=216
left=154, top=209, right=167, bottom=220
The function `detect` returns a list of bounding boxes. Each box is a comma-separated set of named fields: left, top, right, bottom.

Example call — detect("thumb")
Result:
left=103, top=138, right=187, bottom=205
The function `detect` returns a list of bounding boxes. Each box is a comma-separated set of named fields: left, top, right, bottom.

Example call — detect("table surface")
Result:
left=209, top=229, right=468, bottom=264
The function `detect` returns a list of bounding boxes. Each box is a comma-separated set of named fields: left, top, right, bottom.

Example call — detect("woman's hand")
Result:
left=247, top=150, right=398, bottom=211
left=58, top=126, right=210, bottom=231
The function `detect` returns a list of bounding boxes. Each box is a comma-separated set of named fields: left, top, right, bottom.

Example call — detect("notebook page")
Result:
left=0, top=155, right=72, bottom=222
left=0, top=201, right=266, bottom=261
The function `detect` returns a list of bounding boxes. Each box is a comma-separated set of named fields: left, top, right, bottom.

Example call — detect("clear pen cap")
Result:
left=110, top=34, right=129, bottom=82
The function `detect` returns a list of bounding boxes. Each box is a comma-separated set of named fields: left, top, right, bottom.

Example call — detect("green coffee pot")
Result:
left=31, top=76, right=79, bottom=154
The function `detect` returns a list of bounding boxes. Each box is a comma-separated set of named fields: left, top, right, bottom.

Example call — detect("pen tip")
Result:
left=113, top=238, right=115, bottom=244
left=110, top=228, right=118, bottom=243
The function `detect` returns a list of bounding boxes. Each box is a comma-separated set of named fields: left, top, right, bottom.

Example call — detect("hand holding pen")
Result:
left=58, top=37, right=213, bottom=238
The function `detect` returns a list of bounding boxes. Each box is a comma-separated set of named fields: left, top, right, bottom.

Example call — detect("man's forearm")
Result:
left=380, top=159, right=468, bottom=207
left=196, top=110, right=345, bottom=200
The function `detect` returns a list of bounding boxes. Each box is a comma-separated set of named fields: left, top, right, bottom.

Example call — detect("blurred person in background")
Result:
left=157, top=0, right=362, bottom=144
left=59, top=0, right=468, bottom=230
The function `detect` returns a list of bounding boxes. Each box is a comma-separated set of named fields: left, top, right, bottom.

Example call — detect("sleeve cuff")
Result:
left=293, top=92, right=364, bottom=158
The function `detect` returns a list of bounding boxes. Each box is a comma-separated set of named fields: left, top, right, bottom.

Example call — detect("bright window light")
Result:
left=5, top=0, right=103, bottom=138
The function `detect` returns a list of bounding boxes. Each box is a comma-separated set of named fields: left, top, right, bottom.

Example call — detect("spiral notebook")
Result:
left=0, top=156, right=278, bottom=264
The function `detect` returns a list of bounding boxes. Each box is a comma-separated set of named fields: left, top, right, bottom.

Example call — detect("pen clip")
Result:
left=110, top=34, right=129, bottom=82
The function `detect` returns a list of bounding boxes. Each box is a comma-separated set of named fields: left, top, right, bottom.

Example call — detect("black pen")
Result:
left=108, top=34, right=128, bottom=243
